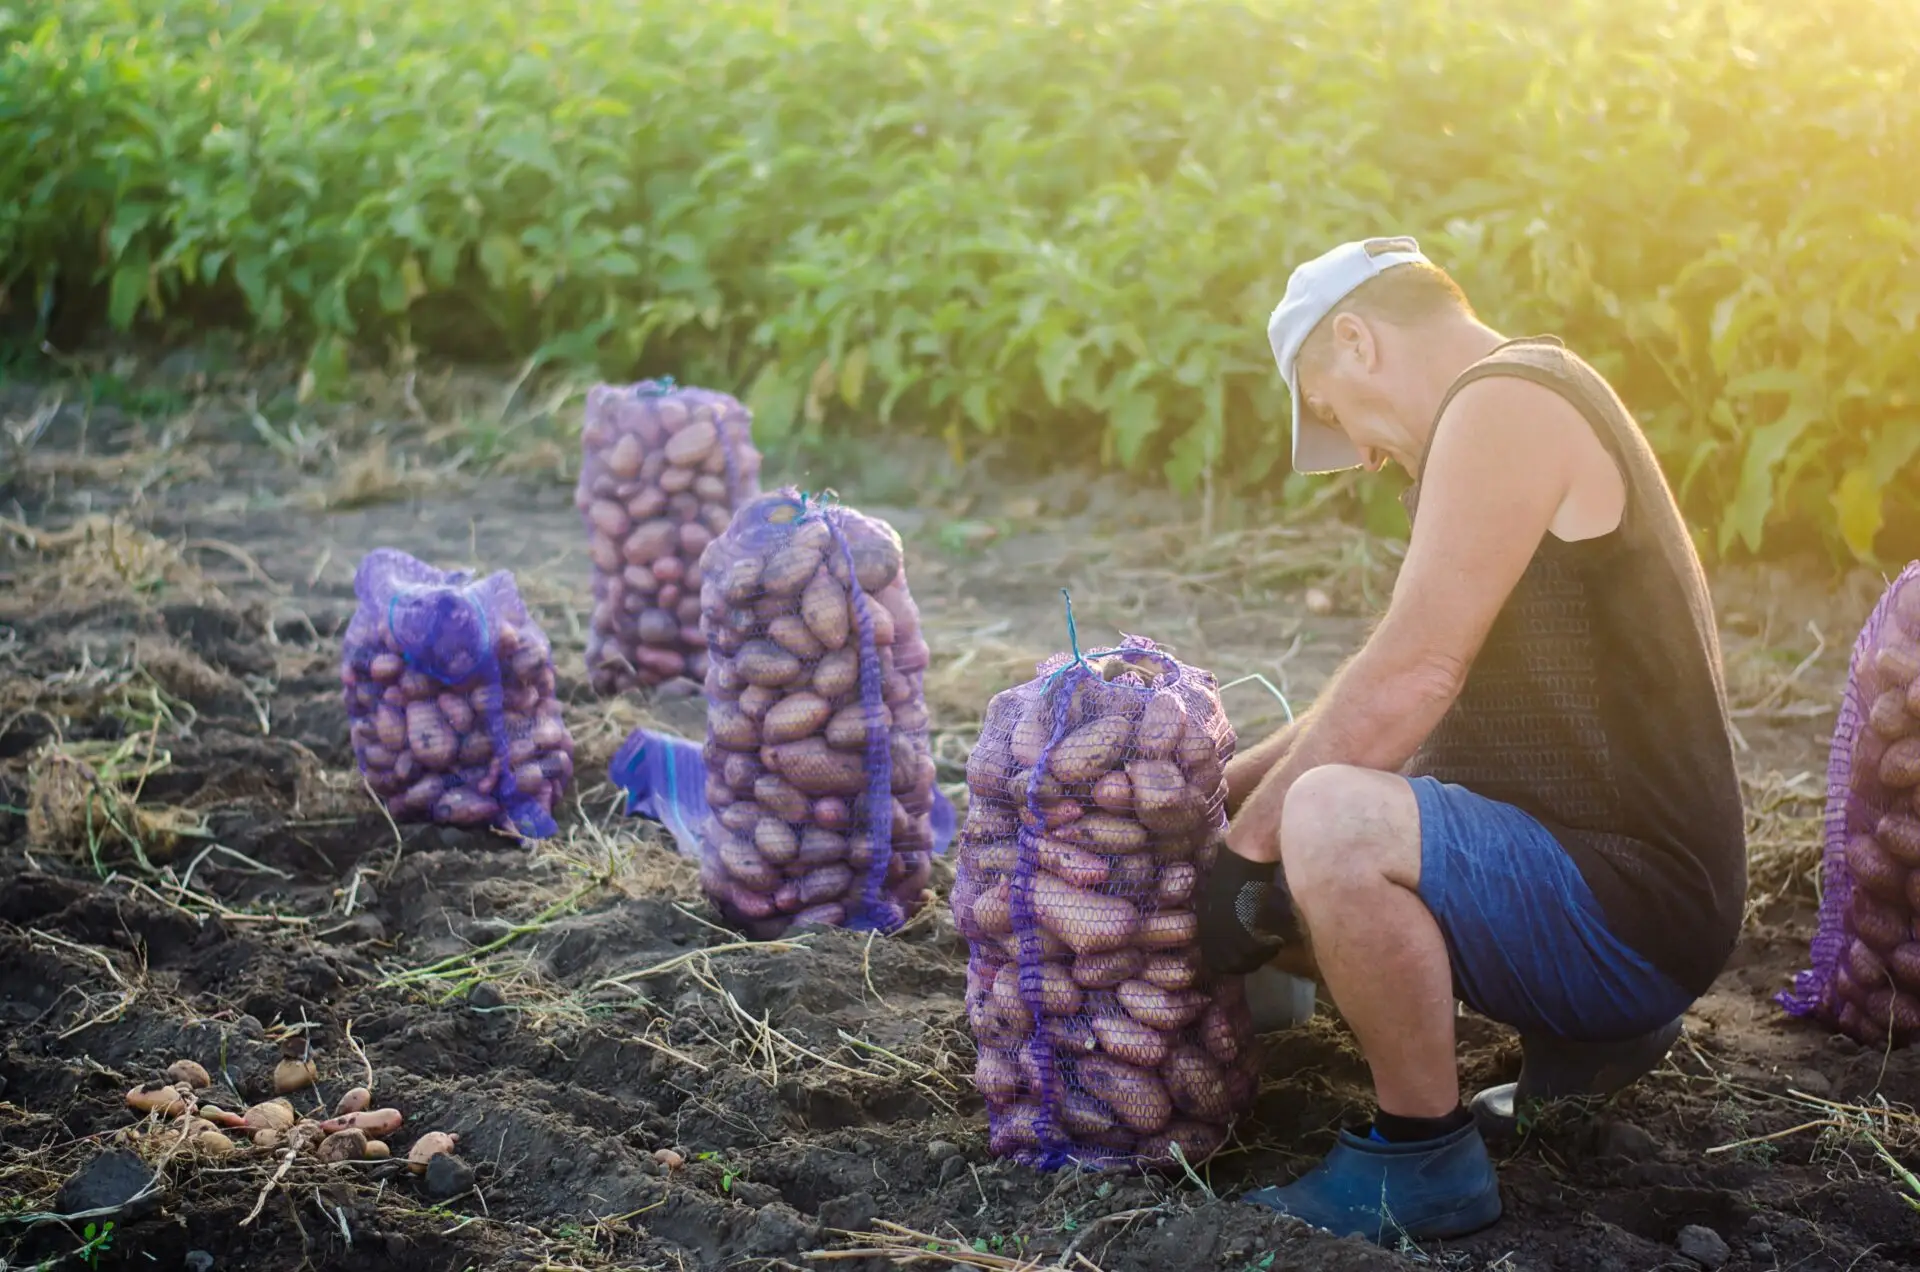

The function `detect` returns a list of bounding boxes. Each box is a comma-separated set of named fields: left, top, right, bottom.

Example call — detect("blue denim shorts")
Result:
left=1409, top=776, right=1695, bottom=1042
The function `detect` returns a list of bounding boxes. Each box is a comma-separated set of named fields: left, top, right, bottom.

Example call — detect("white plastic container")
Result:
left=1244, top=966, right=1318, bottom=1032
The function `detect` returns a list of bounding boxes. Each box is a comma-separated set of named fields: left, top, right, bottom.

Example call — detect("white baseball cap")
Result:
left=1266, top=235, right=1431, bottom=473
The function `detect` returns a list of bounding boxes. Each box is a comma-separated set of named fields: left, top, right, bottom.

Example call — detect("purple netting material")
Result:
left=1776, top=560, right=1920, bottom=1048
left=577, top=378, right=762, bottom=694
left=608, top=725, right=956, bottom=864
left=341, top=548, right=574, bottom=839
left=692, top=488, right=939, bottom=938
left=952, top=632, right=1260, bottom=1170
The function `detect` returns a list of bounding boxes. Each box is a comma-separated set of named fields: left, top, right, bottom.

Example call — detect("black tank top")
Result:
left=1401, top=336, right=1748, bottom=997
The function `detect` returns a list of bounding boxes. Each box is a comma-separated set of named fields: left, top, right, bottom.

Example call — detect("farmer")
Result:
left=1198, top=237, right=1747, bottom=1243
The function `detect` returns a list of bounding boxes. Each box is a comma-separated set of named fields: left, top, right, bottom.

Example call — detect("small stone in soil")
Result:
left=236, top=1015, right=264, bottom=1040
left=655, top=676, right=702, bottom=701
left=1748, top=1240, right=1774, bottom=1260
left=927, top=1140, right=960, bottom=1163
left=1790, top=1070, right=1832, bottom=1098
left=817, top=1192, right=879, bottom=1234
left=185, top=1251, right=215, bottom=1272
left=468, top=982, right=505, bottom=1011
left=1676, top=1224, right=1731, bottom=1269
left=740, top=1206, right=810, bottom=1258
left=55, top=1148, right=157, bottom=1219
left=424, top=1153, right=477, bottom=1199
left=1594, top=1119, right=1658, bottom=1161
left=322, top=914, right=386, bottom=945
left=938, top=1156, right=967, bottom=1185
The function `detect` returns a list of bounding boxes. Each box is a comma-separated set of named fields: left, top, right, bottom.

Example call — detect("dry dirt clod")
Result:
left=334, top=1085, right=372, bottom=1117
left=55, top=1148, right=157, bottom=1219
left=318, top=1128, right=368, bottom=1163
left=289, top=1122, right=325, bottom=1154
left=273, top=1058, right=318, bottom=1094
left=166, top=1060, right=212, bottom=1089
left=1677, top=1224, right=1731, bottom=1269
left=423, top=1153, right=475, bottom=1199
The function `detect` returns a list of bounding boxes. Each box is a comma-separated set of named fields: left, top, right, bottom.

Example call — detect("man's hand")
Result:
left=1197, top=845, right=1306, bottom=975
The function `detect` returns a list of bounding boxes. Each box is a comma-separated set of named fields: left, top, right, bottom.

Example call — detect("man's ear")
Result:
left=1329, top=311, right=1377, bottom=371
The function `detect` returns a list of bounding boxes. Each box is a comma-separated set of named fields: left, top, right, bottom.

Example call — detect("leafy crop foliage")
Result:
left=3, top=0, right=1917, bottom=560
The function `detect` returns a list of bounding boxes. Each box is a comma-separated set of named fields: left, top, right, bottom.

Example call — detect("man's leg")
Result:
left=1238, top=764, right=1501, bottom=1243
left=1276, top=765, right=1458, bottom=1121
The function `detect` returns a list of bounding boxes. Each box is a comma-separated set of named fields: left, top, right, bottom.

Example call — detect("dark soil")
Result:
left=2, top=367, right=1917, bottom=1272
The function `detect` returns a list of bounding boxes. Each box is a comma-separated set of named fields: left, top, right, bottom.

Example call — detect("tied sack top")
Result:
left=1400, top=336, right=1748, bottom=998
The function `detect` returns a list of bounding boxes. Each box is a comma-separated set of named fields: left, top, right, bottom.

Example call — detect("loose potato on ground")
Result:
left=407, top=1131, right=461, bottom=1174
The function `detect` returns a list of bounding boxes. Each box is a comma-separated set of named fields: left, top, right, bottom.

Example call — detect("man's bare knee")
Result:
left=1281, top=765, right=1421, bottom=895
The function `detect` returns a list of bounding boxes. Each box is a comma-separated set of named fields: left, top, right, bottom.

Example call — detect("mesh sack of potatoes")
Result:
left=1778, top=560, right=1920, bottom=1047
left=693, top=489, right=937, bottom=937
left=577, top=377, right=762, bottom=694
left=951, top=631, right=1261, bottom=1169
left=342, top=548, right=574, bottom=838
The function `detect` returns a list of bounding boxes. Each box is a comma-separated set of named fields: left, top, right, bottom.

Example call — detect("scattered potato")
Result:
left=243, top=1099, right=297, bottom=1132
left=195, top=1130, right=237, bottom=1158
left=319, top=1107, right=404, bottom=1138
left=166, top=1060, right=211, bottom=1089
left=126, top=1081, right=191, bottom=1118
left=407, top=1131, right=460, bottom=1174
left=274, top=1059, right=318, bottom=1094
left=319, top=1129, right=369, bottom=1163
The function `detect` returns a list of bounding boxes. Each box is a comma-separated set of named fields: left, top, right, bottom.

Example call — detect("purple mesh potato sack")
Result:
left=952, top=628, right=1261, bottom=1170
left=609, top=723, right=959, bottom=866
left=341, top=548, right=575, bottom=839
left=694, top=489, right=938, bottom=938
left=577, top=378, right=762, bottom=695
left=1778, top=560, right=1920, bottom=1047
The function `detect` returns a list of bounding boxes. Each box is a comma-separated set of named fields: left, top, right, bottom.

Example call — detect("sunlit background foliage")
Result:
left=3, top=0, right=1917, bottom=561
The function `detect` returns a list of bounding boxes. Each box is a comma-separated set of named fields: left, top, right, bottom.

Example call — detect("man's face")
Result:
left=1296, top=313, right=1409, bottom=474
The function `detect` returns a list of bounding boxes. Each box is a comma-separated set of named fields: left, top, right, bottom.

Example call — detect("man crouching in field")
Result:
left=1197, top=237, right=1748, bottom=1243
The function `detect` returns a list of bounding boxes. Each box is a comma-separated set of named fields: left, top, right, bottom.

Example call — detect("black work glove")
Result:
left=1198, top=848, right=1304, bottom=976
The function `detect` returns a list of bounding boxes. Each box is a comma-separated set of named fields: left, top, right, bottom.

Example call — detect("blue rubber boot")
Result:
left=1240, top=1121, right=1502, bottom=1245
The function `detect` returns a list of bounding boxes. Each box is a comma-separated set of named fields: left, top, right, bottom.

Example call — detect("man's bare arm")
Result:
left=1222, top=376, right=1592, bottom=866
left=1224, top=719, right=1302, bottom=815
